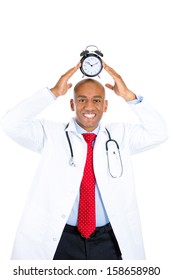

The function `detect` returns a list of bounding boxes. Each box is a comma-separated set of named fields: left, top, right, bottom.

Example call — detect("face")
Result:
left=70, top=80, right=108, bottom=131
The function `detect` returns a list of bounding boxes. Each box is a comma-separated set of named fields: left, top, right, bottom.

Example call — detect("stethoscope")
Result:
left=65, top=124, right=123, bottom=178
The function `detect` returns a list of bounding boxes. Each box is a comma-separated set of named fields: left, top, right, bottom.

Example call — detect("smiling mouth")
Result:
left=83, top=113, right=96, bottom=119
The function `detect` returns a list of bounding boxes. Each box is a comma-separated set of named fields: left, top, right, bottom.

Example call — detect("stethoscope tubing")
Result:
left=65, top=124, right=123, bottom=177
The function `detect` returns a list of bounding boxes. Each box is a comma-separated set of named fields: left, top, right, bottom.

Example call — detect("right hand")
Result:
left=50, top=63, right=81, bottom=97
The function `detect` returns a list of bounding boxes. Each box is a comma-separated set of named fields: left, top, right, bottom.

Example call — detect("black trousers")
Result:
left=53, top=223, right=122, bottom=260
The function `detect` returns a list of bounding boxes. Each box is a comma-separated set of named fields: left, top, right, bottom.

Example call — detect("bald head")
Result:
left=74, top=78, right=105, bottom=96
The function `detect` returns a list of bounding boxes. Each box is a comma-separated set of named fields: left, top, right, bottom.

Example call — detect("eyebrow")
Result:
left=77, top=95, right=103, bottom=99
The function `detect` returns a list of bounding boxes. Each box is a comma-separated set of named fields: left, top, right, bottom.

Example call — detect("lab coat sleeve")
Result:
left=127, top=99, right=168, bottom=154
left=0, top=88, right=55, bottom=153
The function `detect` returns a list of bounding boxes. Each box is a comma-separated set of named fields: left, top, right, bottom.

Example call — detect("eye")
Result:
left=78, top=99, right=86, bottom=103
left=93, top=99, right=101, bottom=103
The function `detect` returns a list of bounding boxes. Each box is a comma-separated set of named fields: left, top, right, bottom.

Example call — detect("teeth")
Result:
left=84, top=114, right=95, bottom=119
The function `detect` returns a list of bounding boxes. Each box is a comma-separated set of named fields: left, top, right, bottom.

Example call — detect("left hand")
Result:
left=103, top=62, right=137, bottom=101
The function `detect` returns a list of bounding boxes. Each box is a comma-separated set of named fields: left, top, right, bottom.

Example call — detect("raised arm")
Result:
left=103, top=62, right=168, bottom=153
left=1, top=63, right=80, bottom=152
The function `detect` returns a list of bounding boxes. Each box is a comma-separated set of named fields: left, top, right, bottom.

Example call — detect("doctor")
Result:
left=1, top=62, right=168, bottom=260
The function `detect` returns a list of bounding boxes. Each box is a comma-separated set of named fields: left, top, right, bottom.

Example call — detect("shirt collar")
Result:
left=65, top=117, right=106, bottom=135
left=74, top=120, right=100, bottom=135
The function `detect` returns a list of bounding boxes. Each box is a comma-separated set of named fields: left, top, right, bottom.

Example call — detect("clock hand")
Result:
left=92, top=62, right=98, bottom=66
left=85, top=61, right=92, bottom=66
left=85, top=61, right=98, bottom=67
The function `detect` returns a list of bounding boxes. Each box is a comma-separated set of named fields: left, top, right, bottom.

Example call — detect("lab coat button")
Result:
left=53, top=237, right=57, bottom=241
left=61, top=214, right=66, bottom=219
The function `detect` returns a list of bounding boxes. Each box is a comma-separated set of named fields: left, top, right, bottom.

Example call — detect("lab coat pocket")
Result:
left=18, top=203, right=49, bottom=242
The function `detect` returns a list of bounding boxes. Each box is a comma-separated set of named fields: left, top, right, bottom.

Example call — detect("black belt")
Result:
left=64, top=223, right=112, bottom=239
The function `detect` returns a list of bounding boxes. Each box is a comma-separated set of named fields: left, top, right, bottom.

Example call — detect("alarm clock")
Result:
left=80, top=45, right=103, bottom=77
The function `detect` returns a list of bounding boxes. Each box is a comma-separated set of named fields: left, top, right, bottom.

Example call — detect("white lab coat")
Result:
left=1, top=88, right=168, bottom=260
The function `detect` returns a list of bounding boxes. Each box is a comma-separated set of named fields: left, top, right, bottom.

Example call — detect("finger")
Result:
left=67, top=83, right=73, bottom=90
left=102, top=61, right=106, bottom=67
left=103, top=63, right=120, bottom=78
left=105, top=83, right=114, bottom=90
left=62, top=63, right=81, bottom=80
left=103, top=62, right=113, bottom=73
left=103, top=62, right=111, bottom=71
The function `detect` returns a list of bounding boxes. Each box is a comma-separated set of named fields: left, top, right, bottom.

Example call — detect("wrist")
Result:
left=121, top=90, right=137, bottom=102
left=50, top=87, right=60, bottom=98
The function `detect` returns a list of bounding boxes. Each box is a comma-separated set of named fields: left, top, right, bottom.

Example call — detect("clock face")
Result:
left=80, top=54, right=103, bottom=77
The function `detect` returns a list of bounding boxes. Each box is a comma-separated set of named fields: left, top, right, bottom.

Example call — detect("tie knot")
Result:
left=82, top=133, right=97, bottom=143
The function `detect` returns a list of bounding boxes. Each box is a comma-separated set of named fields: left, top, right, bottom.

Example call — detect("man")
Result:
left=1, top=62, right=168, bottom=260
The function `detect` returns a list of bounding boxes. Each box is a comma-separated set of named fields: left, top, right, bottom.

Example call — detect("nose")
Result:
left=84, top=100, right=95, bottom=110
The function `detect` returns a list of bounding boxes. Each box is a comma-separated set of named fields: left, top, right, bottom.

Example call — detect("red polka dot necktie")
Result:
left=77, top=133, right=97, bottom=238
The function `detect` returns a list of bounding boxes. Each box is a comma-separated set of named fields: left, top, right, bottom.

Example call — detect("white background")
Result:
left=0, top=0, right=172, bottom=278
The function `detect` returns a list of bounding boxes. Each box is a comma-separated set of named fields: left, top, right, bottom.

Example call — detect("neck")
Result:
left=74, top=119, right=100, bottom=134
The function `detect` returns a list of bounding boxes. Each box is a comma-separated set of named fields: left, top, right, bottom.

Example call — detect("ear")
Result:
left=104, top=100, right=108, bottom=112
left=70, top=99, right=75, bottom=111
